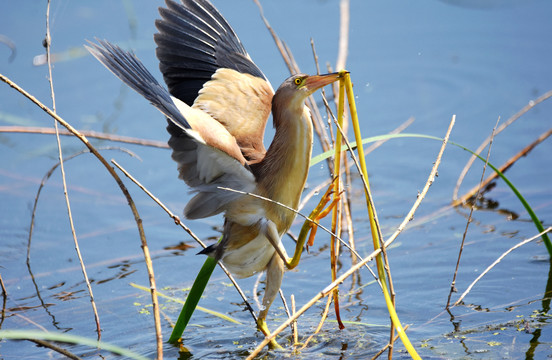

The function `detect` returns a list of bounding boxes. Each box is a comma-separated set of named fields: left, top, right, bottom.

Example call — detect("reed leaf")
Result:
left=0, top=330, right=148, bottom=360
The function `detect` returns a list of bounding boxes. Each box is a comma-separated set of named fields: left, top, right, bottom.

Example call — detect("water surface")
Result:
left=1, top=0, right=551, bottom=358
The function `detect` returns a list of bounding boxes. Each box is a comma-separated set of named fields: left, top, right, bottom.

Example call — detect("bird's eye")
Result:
left=294, top=77, right=302, bottom=86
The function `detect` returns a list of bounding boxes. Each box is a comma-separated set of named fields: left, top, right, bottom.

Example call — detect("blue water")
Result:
left=1, top=0, right=551, bottom=358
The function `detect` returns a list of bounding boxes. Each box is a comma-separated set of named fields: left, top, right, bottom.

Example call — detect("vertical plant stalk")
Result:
left=26, top=151, right=108, bottom=331
left=329, top=80, right=346, bottom=330
left=339, top=74, right=397, bottom=358
left=0, top=274, right=6, bottom=328
left=334, top=0, right=358, bottom=276
left=44, top=0, right=101, bottom=339
left=315, top=37, right=358, bottom=271
left=343, top=73, right=421, bottom=359
left=291, top=294, right=299, bottom=347
left=0, top=73, right=163, bottom=360
left=446, top=118, right=499, bottom=309
left=168, top=256, right=217, bottom=343
left=336, top=0, right=349, bottom=71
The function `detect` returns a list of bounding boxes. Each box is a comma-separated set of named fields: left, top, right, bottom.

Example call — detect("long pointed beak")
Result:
left=304, top=71, right=346, bottom=92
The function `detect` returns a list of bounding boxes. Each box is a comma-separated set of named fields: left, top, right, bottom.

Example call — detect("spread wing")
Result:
left=86, top=40, right=256, bottom=219
left=155, top=0, right=273, bottom=164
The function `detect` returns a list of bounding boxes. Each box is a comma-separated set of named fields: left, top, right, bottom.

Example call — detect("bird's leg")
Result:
left=255, top=180, right=339, bottom=348
left=260, top=218, right=291, bottom=265
left=257, top=253, right=284, bottom=349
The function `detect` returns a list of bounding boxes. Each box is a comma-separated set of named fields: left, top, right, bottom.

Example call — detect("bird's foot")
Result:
left=257, top=318, right=283, bottom=349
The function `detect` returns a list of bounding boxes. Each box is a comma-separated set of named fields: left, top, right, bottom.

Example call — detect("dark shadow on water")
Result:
left=525, top=259, right=552, bottom=360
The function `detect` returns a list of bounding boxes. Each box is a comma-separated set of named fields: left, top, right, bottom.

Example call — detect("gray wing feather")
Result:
left=86, top=40, right=190, bottom=131
left=155, top=0, right=267, bottom=105
left=87, top=40, right=256, bottom=219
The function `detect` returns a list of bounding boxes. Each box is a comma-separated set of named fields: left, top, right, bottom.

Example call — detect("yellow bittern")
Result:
left=87, top=0, right=342, bottom=341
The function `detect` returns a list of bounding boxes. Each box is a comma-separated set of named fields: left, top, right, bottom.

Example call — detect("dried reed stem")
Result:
left=453, top=227, right=552, bottom=307
left=446, top=117, right=499, bottom=309
left=0, top=73, right=163, bottom=359
left=0, top=126, right=168, bottom=148
left=336, top=0, right=349, bottom=71
left=44, top=0, right=101, bottom=340
left=27, top=339, right=82, bottom=360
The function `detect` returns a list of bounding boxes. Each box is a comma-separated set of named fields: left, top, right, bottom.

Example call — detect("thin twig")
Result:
left=26, top=149, right=101, bottom=331
left=252, top=0, right=293, bottom=73
left=0, top=275, right=6, bottom=297
left=0, top=126, right=169, bottom=148
left=446, top=117, right=499, bottom=309
left=26, top=148, right=139, bottom=270
left=299, top=295, right=332, bottom=349
left=111, top=159, right=258, bottom=322
left=44, top=0, right=101, bottom=339
left=278, top=289, right=296, bottom=336
left=371, top=325, right=410, bottom=360
left=452, top=227, right=552, bottom=307
left=0, top=274, right=6, bottom=328
left=291, top=294, right=300, bottom=348
left=0, top=73, right=163, bottom=360
left=453, top=90, right=552, bottom=201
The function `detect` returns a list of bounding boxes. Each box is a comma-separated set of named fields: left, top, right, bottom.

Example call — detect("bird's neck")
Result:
left=255, top=104, right=313, bottom=230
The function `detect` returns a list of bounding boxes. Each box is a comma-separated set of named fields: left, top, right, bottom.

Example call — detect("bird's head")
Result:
left=273, top=72, right=344, bottom=112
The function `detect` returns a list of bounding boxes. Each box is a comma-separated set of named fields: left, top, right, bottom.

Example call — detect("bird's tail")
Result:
left=197, top=244, right=216, bottom=257
left=85, top=39, right=190, bottom=130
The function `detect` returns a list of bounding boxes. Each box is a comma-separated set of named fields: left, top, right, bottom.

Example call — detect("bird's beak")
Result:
left=304, top=72, right=345, bottom=93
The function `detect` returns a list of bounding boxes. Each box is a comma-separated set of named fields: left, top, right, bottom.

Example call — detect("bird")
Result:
left=86, top=0, right=342, bottom=344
